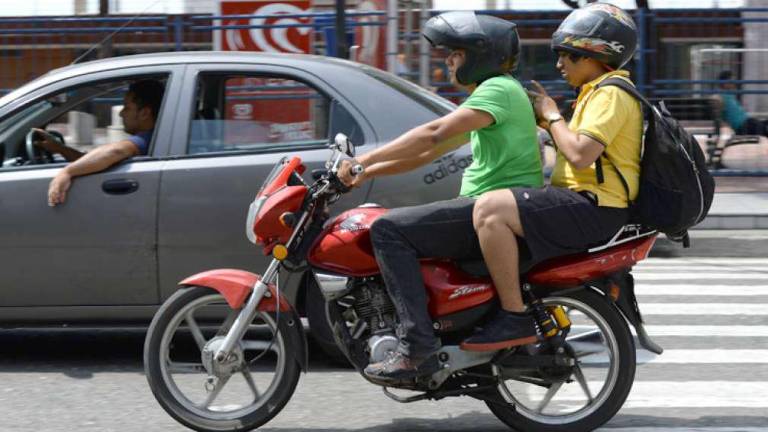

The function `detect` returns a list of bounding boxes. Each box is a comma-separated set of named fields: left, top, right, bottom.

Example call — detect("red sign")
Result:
left=217, top=0, right=312, bottom=53
left=354, top=0, right=387, bottom=69
left=217, top=1, right=314, bottom=144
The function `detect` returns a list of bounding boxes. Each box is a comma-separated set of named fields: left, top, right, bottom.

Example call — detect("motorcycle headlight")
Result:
left=245, top=197, right=267, bottom=244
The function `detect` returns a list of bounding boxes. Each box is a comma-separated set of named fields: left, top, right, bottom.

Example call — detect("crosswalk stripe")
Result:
left=601, top=428, right=768, bottom=431
left=555, top=382, right=768, bottom=408
left=635, top=266, right=768, bottom=272
left=634, top=284, right=768, bottom=296
left=635, top=273, right=768, bottom=280
left=640, top=303, right=765, bottom=315
left=642, top=325, right=768, bottom=337
left=641, top=258, right=768, bottom=264
left=581, top=349, right=768, bottom=364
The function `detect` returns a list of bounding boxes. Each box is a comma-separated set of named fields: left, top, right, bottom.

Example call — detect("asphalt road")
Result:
left=0, top=256, right=767, bottom=432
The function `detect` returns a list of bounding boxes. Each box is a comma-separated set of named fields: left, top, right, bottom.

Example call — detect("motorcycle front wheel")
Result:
left=486, top=288, right=636, bottom=432
left=144, top=286, right=301, bottom=432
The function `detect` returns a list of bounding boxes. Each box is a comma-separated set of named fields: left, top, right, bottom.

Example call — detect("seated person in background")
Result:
left=34, top=79, right=165, bottom=206
left=717, top=70, right=767, bottom=137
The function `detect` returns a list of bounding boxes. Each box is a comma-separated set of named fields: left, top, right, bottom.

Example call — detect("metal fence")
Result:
left=1, top=7, right=767, bottom=173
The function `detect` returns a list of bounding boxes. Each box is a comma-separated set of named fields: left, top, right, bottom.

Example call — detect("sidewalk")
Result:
left=696, top=192, right=768, bottom=230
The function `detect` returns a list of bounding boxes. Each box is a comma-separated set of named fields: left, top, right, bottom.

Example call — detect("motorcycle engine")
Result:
left=349, top=278, right=399, bottom=363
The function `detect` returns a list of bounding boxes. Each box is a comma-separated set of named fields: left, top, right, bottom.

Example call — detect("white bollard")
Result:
left=67, top=111, right=96, bottom=146
left=107, top=105, right=130, bottom=143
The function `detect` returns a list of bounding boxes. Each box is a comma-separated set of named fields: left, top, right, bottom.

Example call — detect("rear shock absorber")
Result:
left=523, top=283, right=558, bottom=338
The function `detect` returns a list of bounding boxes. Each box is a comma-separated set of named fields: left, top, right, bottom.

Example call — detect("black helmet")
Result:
left=551, top=3, right=637, bottom=70
left=422, top=11, right=520, bottom=85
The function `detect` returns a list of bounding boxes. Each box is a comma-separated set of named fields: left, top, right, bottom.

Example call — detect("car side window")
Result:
left=188, top=74, right=363, bottom=155
left=0, top=75, right=169, bottom=168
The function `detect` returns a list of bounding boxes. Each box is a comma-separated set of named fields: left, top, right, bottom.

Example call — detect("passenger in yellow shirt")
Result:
left=462, top=3, right=643, bottom=351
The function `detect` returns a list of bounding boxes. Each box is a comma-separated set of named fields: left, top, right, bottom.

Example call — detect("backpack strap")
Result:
left=592, top=77, right=647, bottom=204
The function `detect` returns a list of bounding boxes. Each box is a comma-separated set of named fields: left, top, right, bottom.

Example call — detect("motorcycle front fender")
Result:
left=179, top=268, right=307, bottom=371
left=179, top=269, right=291, bottom=311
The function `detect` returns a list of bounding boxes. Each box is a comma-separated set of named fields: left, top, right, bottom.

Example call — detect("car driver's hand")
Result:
left=32, top=128, right=62, bottom=153
left=48, top=171, right=72, bottom=207
left=338, top=158, right=367, bottom=188
left=527, top=81, right=561, bottom=129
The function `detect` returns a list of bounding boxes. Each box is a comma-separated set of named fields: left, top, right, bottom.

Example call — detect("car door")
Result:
left=157, top=63, right=376, bottom=300
left=0, top=66, right=182, bottom=309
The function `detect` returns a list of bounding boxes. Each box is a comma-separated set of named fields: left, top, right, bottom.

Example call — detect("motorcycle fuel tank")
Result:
left=308, top=207, right=388, bottom=276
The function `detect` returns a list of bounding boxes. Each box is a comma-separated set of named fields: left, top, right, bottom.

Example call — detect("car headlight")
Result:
left=245, top=197, right=266, bottom=244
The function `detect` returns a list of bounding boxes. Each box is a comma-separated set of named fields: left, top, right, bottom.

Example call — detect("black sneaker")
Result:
left=460, top=310, right=538, bottom=352
left=363, top=351, right=440, bottom=383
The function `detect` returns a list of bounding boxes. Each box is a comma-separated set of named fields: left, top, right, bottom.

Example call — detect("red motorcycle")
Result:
left=144, top=134, right=663, bottom=432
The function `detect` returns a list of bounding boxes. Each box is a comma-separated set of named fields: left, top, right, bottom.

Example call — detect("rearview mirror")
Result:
left=334, top=133, right=354, bottom=157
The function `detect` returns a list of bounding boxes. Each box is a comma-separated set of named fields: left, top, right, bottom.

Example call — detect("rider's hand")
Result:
left=338, top=158, right=366, bottom=188
left=48, top=170, right=72, bottom=207
left=32, top=128, right=62, bottom=153
left=527, top=81, right=560, bottom=130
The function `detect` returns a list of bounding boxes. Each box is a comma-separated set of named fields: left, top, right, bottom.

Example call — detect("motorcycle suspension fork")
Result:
left=212, top=209, right=312, bottom=363
left=214, top=258, right=281, bottom=363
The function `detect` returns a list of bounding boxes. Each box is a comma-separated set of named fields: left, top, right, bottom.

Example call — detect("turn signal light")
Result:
left=272, top=244, right=288, bottom=261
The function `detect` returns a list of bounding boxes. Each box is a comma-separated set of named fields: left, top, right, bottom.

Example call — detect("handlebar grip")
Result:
left=350, top=164, right=364, bottom=176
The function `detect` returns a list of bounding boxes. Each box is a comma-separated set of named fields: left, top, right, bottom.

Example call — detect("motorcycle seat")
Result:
left=455, top=224, right=657, bottom=280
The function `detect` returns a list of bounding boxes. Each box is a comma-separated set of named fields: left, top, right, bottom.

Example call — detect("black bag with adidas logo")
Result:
left=596, top=78, right=715, bottom=246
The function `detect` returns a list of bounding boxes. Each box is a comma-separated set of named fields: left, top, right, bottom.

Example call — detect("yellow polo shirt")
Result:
left=551, top=70, right=642, bottom=208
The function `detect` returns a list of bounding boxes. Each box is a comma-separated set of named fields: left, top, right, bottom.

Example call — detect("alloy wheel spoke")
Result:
left=215, top=310, right=240, bottom=337
left=241, top=367, right=261, bottom=401
left=536, top=381, right=564, bottom=413
left=572, top=362, right=594, bottom=403
left=566, top=330, right=606, bottom=359
left=185, top=312, right=207, bottom=351
left=200, top=375, right=231, bottom=409
left=168, top=361, right=206, bottom=373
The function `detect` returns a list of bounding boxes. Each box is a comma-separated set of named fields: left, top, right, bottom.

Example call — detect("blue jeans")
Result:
left=369, top=198, right=482, bottom=360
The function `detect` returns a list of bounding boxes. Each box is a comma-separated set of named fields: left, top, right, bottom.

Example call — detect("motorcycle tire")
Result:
left=486, top=288, right=636, bottom=432
left=144, top=286, right=302, bottom=432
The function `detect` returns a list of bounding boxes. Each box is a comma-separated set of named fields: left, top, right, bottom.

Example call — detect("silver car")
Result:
left=0, top=52, right=470, bottom=353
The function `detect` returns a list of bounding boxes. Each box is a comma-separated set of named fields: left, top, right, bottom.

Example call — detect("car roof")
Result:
left=43, top=51, right=368, bottom=82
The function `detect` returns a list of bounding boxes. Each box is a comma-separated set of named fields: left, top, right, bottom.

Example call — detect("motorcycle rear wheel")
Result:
left=486, top=288, right=636, bottom=432
left=144, top=286, right=301, bottom=432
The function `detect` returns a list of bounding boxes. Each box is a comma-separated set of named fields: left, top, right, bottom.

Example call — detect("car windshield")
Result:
left=360, top=66, right=456, bottom=116
left=0, top=100, right=51, bottom=135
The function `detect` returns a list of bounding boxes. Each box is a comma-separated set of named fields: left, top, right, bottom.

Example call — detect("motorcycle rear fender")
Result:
left=179, top=269, right=308, bottom=371
left=179, top=269, right=291, bottom=312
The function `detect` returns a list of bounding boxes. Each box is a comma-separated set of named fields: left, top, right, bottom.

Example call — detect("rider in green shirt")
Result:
left=338, top=12, right=542, bottom=382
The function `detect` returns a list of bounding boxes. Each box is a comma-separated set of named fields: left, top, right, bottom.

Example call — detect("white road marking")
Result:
left=634, top=284, right=768, bottom=296
left=579, top=349, right=768, bottom=364
left=641, top=325, right=768, bottom=337
left=537, top=381, right=768, bottom=408
left=634, top=273, right=768, bottom=281
left=601, top=428, right=768, bottom=431
left=639, top=303, right=767, bottom=315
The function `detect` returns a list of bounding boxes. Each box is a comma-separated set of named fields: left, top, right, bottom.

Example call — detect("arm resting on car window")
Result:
left=47, top=140, right=139, bottom=206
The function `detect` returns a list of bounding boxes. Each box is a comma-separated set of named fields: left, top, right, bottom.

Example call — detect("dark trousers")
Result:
left=369, top=198, right=482, bottom=360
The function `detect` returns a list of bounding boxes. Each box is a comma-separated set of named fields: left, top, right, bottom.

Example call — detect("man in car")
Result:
left=338, top=12, right=543, bottom=382
left=463, top=3, right=642, bottom=350
left=34, top=79, right=164, bottom=206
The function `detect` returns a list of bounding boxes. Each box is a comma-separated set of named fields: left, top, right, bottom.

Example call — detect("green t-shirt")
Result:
left=458, top=75, right=543, bottom=197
